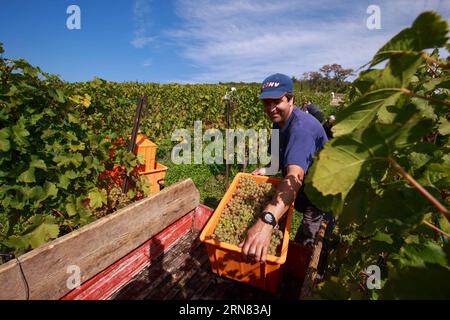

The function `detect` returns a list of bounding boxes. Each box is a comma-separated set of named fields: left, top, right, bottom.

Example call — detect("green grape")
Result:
left=212, top=176, right=285, bottom=256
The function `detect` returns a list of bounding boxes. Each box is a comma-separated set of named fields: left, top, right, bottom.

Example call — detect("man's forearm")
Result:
left=263, top=173, right=302, bottom=224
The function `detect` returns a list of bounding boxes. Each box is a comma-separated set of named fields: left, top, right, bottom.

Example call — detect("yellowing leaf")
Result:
left=29, top=223, right=59, bottom=249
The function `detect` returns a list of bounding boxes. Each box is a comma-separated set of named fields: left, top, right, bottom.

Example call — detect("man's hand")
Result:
left=243, top=165, right=304, bottom=263
left=251, top=167, right=268, bottom=176
left=239, top=219, right=273, bottom=263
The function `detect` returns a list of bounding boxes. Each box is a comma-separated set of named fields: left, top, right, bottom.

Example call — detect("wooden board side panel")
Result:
left=0, top=179, right=199, bottom=300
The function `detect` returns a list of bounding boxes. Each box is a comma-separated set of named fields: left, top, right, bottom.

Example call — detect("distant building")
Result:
left=330, top=92, right=344, bottom=106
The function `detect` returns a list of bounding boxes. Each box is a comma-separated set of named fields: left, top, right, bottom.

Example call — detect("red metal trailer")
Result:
left=0, top=179, right=324, bottom=300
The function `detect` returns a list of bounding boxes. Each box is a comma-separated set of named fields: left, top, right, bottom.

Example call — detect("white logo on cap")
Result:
left=262, top=82, right=280, bottom=89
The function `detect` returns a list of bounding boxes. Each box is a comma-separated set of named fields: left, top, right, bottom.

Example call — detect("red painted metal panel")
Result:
left=193, top=204, right=214, bottom=231
left=62, top=204, right=214, bottom=300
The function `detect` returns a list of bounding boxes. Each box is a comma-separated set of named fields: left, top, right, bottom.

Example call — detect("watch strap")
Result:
left=261, top=211, right=277, bottom=227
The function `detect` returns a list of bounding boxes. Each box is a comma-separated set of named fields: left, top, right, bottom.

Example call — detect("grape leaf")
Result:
left=17, top=167, right=36, bottom=183
left=408, top=152, right=431, bottom=170
left=438, top=117, right=450, bottom=135
left=88, top=188, right=107, bottom=209
left=65, top=202, right=78, bottom=217
left=0, top=128, right=10, bottom=152
left=382, top=264, right=450, bottom=299
left=371, top=11, right=449, bottom=67
left=372, top=231, right=393, bottom=244
left=12, top=118, right=30, bottom=146
left=334, top=54, right=423, bottom=137
left=29, top=222, right=59, bottom=249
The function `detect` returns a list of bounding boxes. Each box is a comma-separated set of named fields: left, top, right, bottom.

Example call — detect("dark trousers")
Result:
left=294, top=205, right=335, bottom=275
left=294, top=205, right=334, bottom=248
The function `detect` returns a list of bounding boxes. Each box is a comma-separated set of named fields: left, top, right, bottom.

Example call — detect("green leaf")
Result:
left=382, top=264, right=450, bottom=299
left=43, top=181, right=58, bottom=199
left=422, top=163, right=450, bottom=189
left=438, top=117, right=450, bottom=135
left=0, top=128, right=11, bottom=152
left=23, top=65, right=38, bottom=77
left=64, top=170, right=78, bottom=180
left=336, top=53, right=426, bottom=137
left=17, top=167, right=36, bottom=183
left=373, top=230, right=393, bottom=244
left=49, top=88, right=66, bottom=103
left=408, top=152, right=431, bottom=170
left=29, top=222, right=59, bottom=249
left=305, top=126, right=389, bottom=213
left=59, top=175, right=70, bottom=189
left=127, top=189, right=136, bottom=199
left=411, top=97, right=437, bottom=121
left=69, top=141, right=85, bottom=151
left=313, top=276, right=352, bottom=300
left=2, top=235, right=30, bottom=251
left=422, top=77, right=450, bottom=92
left=380, top=116, right=432, bottom=150
left=66, top=202, right=78, bottom=217
left=137, top=153, right=145, bottom=165
left=397, top=242, right=447, bottom=267
left=88, top=188, right=107, bottom=209
left=70, top=153, right=84, bottom=167
left=12, top=118, right=30, bottom=146
left=29, top=113, right=44, bottom=125
left=53, top=153, right=83, bottom=168
left=364, top=186, right=428, bottom=235
left=371, top=11, right=449, bottom=66
left=337, top=181, right=373, bottom=227
left=29, top=186, right=44, bottom=203
left=333, top=90, right=402, bottom=137
left=68, top=113, right=79, bottom=124
left=30, top=158, right=47, bottom=171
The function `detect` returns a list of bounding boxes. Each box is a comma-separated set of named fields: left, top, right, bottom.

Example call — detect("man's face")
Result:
left=262, top=95, right=294, bottom=126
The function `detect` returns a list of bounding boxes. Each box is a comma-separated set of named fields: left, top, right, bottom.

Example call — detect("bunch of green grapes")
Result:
left=213, top=176, right=284, bottom=256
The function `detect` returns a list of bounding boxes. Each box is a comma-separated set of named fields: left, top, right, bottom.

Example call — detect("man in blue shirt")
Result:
left=239, top=73, right=330, bottom=263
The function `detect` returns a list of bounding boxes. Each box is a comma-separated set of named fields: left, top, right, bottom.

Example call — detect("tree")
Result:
left=301, top=64, right=354, bottom=92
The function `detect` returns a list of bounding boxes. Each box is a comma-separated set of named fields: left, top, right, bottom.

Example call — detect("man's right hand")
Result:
left=251, top=167, right=267, bottom=176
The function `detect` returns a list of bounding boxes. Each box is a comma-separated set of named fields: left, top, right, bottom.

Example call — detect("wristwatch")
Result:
left=260, top=211, right=277, bottom=228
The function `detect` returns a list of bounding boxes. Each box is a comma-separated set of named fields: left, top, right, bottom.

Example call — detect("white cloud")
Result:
left=131, top=0, right=156, bottom=48
left=167, top=0, right=450, bottom=83
left=143, top=58, right=152, bottom=67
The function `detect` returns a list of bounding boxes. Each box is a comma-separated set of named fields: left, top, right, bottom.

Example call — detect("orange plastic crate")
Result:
left=134, top=134, right=157, bottom=171
left=139, top=162, right=168, bottom=194
left=199, top=172, right=293, bottom=294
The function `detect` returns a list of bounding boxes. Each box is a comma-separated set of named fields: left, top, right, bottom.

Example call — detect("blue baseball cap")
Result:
left=259, top=73, right=293, bottom=100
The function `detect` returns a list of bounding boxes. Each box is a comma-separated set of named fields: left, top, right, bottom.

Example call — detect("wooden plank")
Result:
left=299, top=220, right=327, bottom=299
left=0, top=179, right=199, bottom=300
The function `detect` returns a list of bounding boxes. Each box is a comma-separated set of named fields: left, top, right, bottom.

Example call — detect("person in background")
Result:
left=301, top=101, right=324, bottom=124
left=322, top=115, right=336, bottom=140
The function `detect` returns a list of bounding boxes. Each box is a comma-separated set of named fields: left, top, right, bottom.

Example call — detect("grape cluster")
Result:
left=213, top=176, right=284, bottom=256
left=109, top=186, right=132, bottom=210
left=93, top=186, right=132, bottom=218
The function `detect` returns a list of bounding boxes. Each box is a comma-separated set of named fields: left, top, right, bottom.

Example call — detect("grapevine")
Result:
left=305, top=11, right=450, bottom=299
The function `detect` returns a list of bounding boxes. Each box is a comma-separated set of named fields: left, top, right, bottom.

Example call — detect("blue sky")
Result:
left=0, top=0, right=449, bottom=83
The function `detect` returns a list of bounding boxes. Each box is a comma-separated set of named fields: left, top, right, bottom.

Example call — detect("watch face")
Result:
left=264, top=213, right=273, bottom=223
